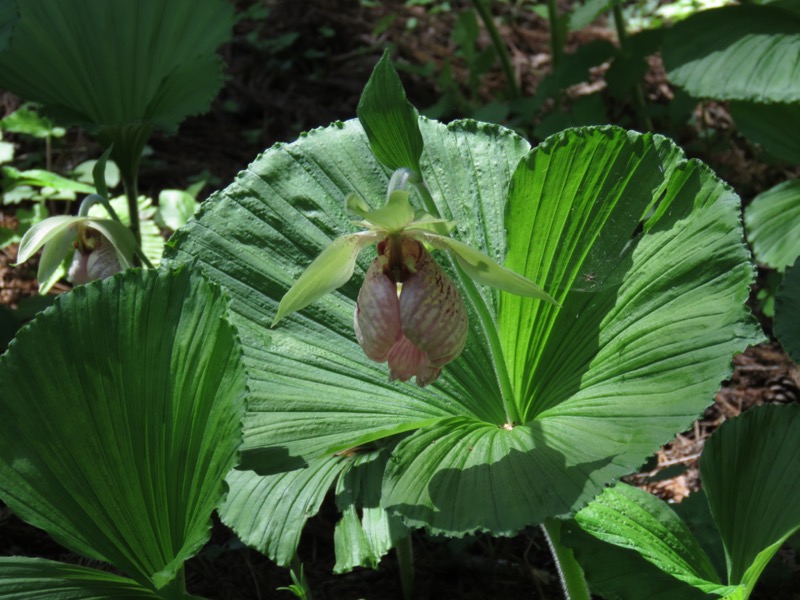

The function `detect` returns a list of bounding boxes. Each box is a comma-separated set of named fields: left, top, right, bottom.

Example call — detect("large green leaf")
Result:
left=774, top=257, right=800, bottom=361
left=561, top=519, right=712, bottom=600
left=572, top=484, right=735, bottom=595
left=220, top=447, right=407, bottom=571
left=701, top=404, right=800, bottom=593
left=0, top=268, right=246, bottom=590
left=729, top=102, right=800, bottom=164
left=0, top=0, right=233, bottom=132
left=663, top=5, right=800, bottom=102
left=0, top=557, right=159, bottom=599
left=165, top=120, right=760, bottom=537
left=744, top=179, right=800, bottom=271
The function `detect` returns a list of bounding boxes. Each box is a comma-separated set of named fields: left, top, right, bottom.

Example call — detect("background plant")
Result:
left=0, top=0, right=233, bottom=247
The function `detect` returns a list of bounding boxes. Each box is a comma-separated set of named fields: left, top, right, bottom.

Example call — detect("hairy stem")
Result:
left=542, top=518, right=591, bottom=600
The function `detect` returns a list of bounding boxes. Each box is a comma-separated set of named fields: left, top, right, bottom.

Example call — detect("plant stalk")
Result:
left=611, top=0, right=653, bottom=131
left=414, top=180, right=520, bottom=425
left=541, top=518, right=591, bottom=600
left=547, top=0, right=564, bottom=69
left=395, top=533, right=414, bottom=600
left=471, top=0, right=521, bottom=100
left=157, top=567, right=187, bottom=599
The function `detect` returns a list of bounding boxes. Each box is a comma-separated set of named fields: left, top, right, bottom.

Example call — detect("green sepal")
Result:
left=357, top=51, right=424, bottom=175
left=16, top=215, right=82, bottom=264
left=409, top=229, right=559, bottom=305
left=273, top=230, right=381, bottom=325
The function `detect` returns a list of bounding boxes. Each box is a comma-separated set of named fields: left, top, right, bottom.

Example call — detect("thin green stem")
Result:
left=547, top=0, right=564, bottom=69
left=611, top=0, right=653, bottom=132
left=395, top=533, right=414, bottom=600
left=122, top=170, right=141, bottom=250
left=541, top=518, right=591, bottom=600
left=471, top=0, right=521, bottom=100
left=414, top=180, right=520, bottom=425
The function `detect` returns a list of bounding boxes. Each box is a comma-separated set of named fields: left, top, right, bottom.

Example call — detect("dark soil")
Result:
left=1, top=1, right=799, bottom=599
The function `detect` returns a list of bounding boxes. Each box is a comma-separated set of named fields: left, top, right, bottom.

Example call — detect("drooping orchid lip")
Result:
left=354, top=238, right=467, bottom=386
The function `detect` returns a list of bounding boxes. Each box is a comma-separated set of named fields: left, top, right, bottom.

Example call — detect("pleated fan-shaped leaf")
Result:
left=663, top=5, right=800, bottom=103
left=165, top=119, right=760, bottom=538
left=0, top=268, right=247, bottom=590
left=701, top=404, right=800, bottom=593
left=0, top=557, right=159, bottom=599
left=0, top=0, right=233, bottom=132
left=730, top=101, right=800, bottom=165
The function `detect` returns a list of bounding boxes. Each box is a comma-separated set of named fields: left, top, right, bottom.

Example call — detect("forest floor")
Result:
left=1, top=1, right=799, bottom=598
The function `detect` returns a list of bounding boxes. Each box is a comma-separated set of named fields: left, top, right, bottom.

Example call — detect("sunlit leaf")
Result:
left=663, top=5, right=800, bottom=102
left=573, top=483, right=735, bottom=595
left=166, top=120, right=759, bottom=539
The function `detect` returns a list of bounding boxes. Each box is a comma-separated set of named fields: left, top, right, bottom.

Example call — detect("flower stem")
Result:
left=414, top=181, right=520, bottom=425
left=395, top=533, right=414, bottom=600
left=541, top=518, right=591, bottom=600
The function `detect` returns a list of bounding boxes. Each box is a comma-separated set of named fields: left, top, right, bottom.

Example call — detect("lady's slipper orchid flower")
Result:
left=16, top=194, right=135, bottom=291
left=273, top=170, right=558, bottom=386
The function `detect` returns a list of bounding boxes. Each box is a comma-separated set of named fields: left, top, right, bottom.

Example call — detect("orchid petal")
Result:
left=16, top=215, right=82, bottom=265
left=85, top=219, right=137, bottom=269
left=273, top=231, right=381, bottom=325
left=346, top=190, right=415, bottom=233
left=354, top=258, right=402, bottom=362
left=408, top=230, right=560, bottom=306
left=38, top=226, right=78, bottom=286
left=398, top=247, right=468, bottom=367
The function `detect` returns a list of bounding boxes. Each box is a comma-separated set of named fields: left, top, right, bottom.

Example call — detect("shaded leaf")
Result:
left=0, top=269, right=246, bottom=589
left=744, top=179, right=800, bottom=271
left=701, top=404, right=800, bottom=592
left=0, top=557, right=159, bottom=599
left=774, top=256, right=800, bottom=361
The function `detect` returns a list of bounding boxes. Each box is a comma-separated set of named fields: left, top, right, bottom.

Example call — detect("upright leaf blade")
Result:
left=573, top=483, right=734, bottom=595
left=357, top=52, right=424, bottom=175
left=0, top=269, right=246, bottom=589
left=701, top=404, right=800, bottom=589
